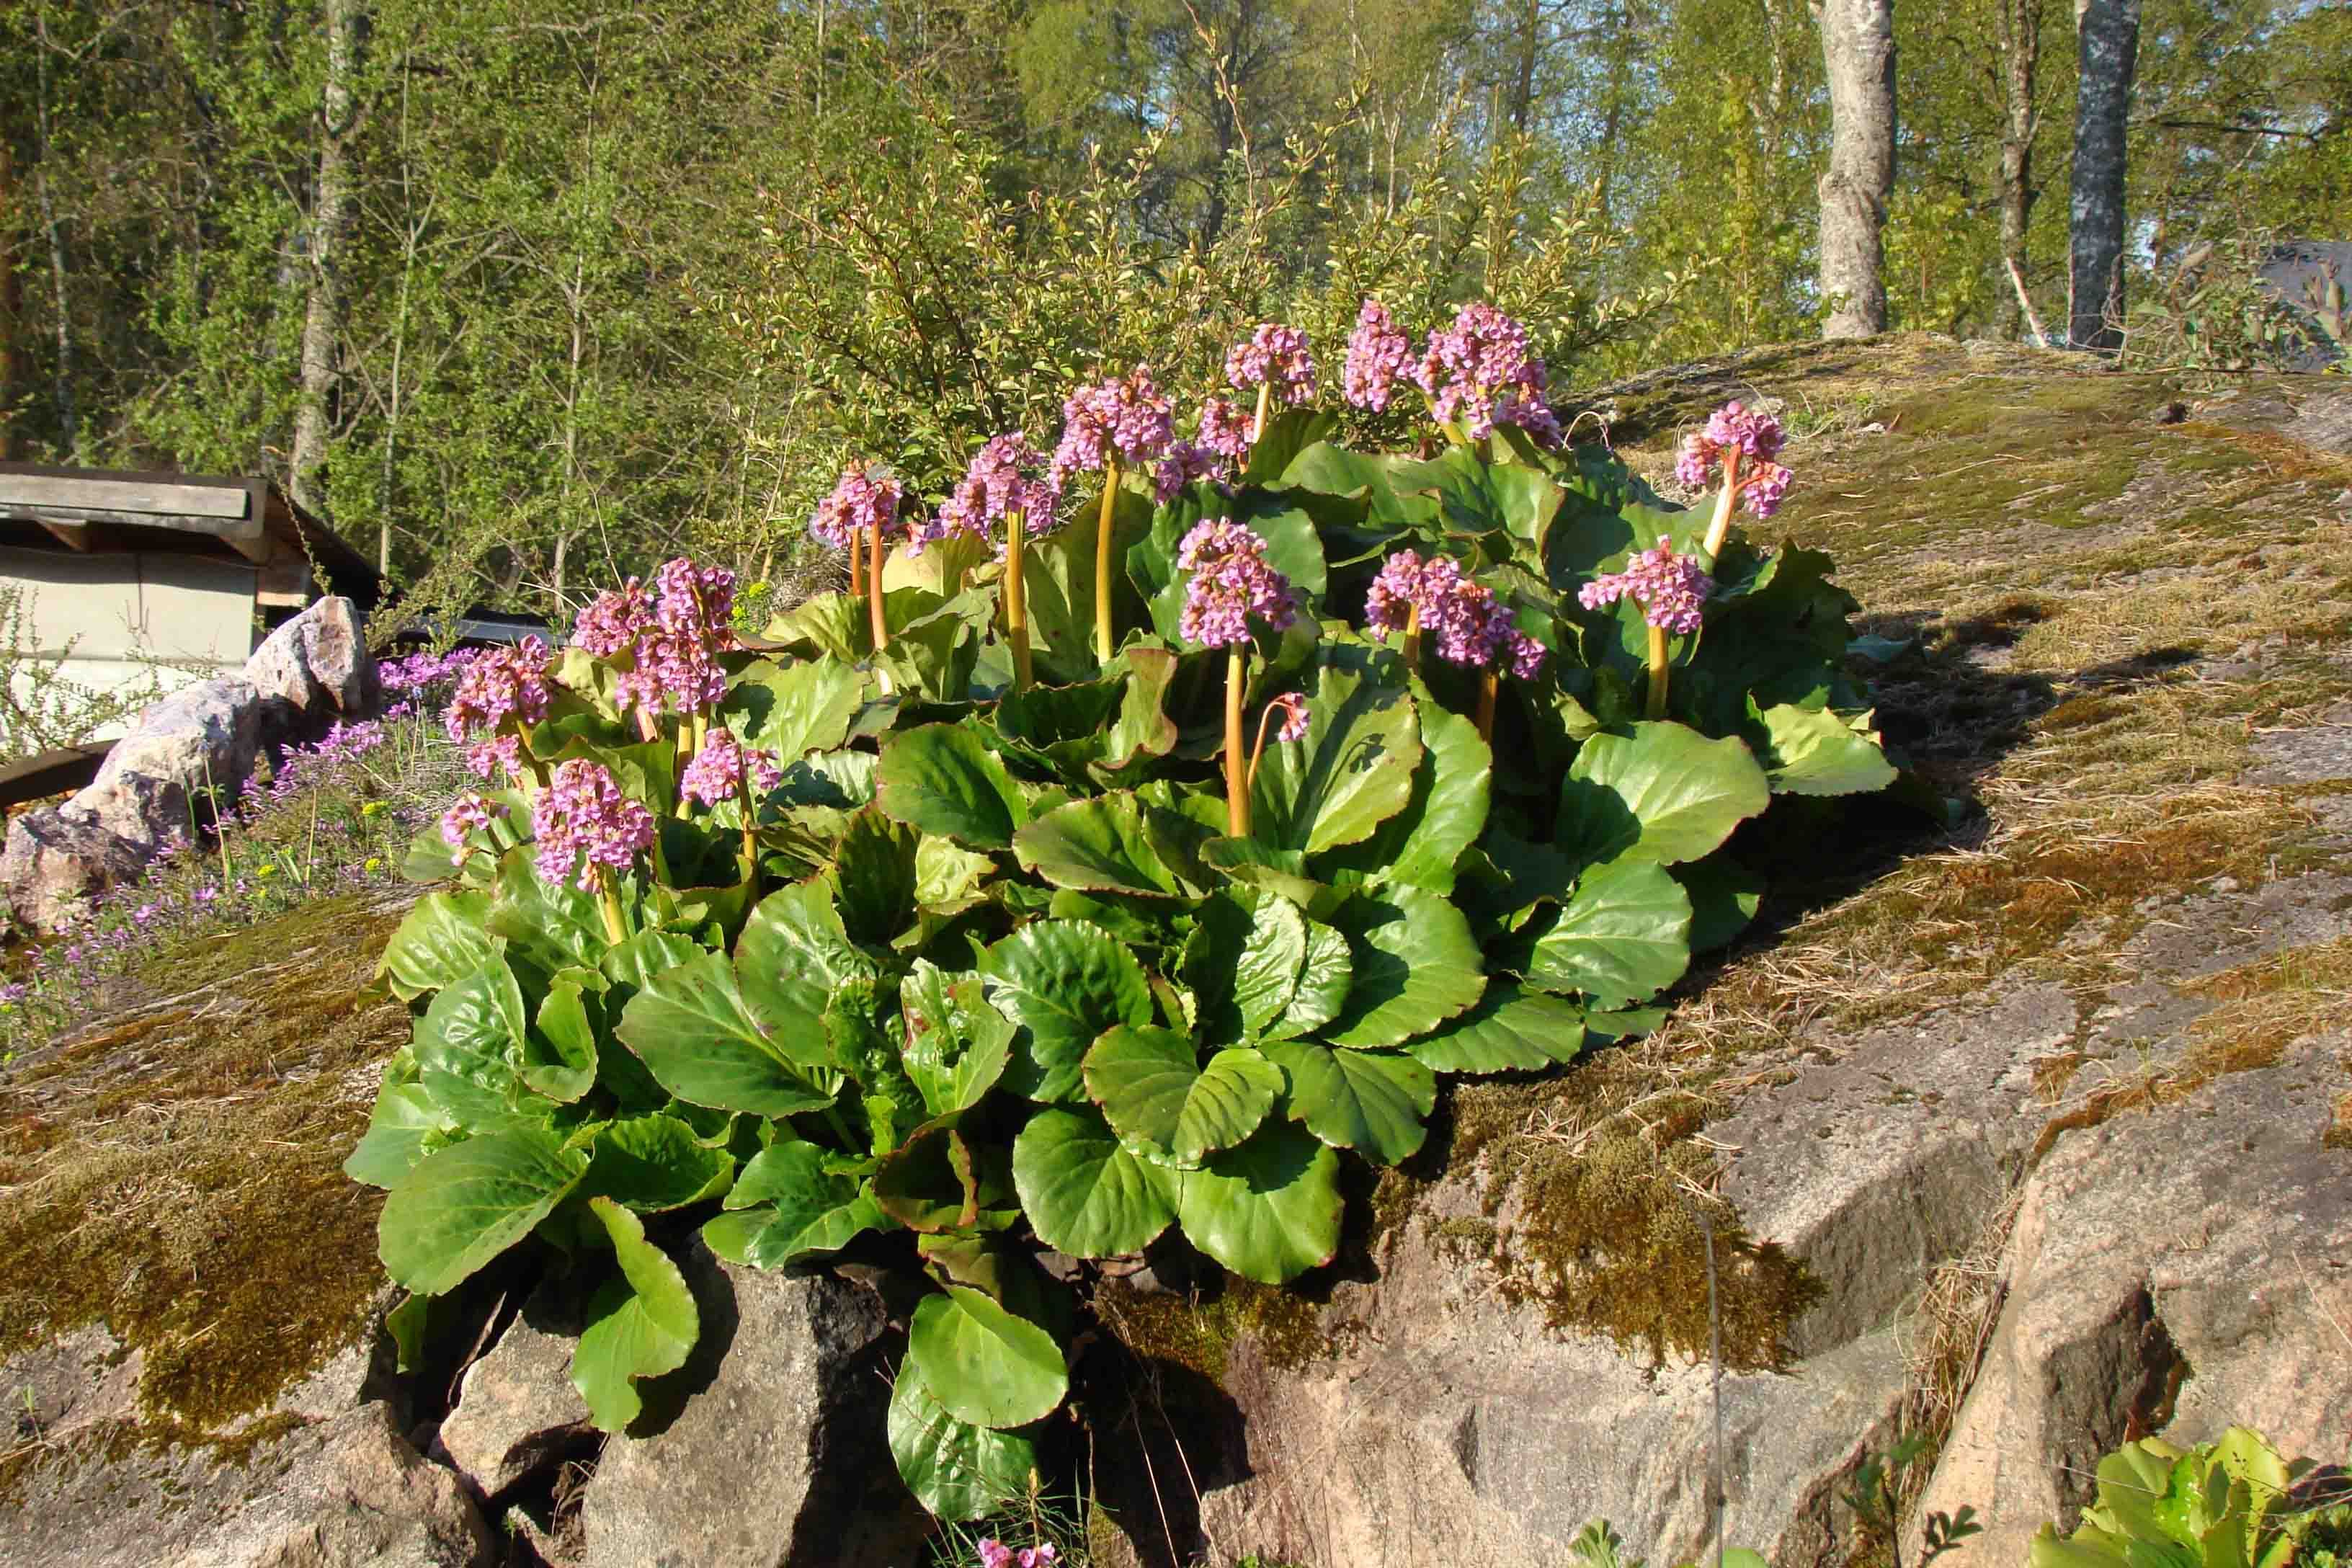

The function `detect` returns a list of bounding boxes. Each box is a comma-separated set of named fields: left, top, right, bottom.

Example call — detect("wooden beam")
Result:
left=0, top=503, right=271, bottom=563
left=34, top=518, right=89, bottom=551
left=0, top=473, right=248, bottom=519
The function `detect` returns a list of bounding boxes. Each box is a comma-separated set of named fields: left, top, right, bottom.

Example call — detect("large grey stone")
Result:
left=84, top=675, right=262, bottom=845
left=1, top=803, right=152, bottom=927
left=580, top=1247, right=929, bottom=1568
left=435, top=1288, right=592, bottom=1499
left=245, top=597, right=379, bottom=748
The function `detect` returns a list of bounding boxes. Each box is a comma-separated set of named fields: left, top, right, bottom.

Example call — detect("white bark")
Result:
left=1814, top=0, right=1896, bottom=339
left=2066, top=0, right=2140, bottom=349
left=291, top=0, right=361, bottom=519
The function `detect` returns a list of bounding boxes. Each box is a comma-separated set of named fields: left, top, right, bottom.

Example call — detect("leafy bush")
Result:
left=2031, top=1427, right=2352, bottom=1568
left=348, top=303, right=1894, bottom=1518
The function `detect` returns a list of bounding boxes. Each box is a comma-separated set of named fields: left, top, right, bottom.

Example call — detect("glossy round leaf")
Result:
left=378, top=1128, right=589, bottom=1296
left=875, top=724, right=1030, bottom=849
left=1174, top=1121, right=1343, bottom=1284
left=377, top=890, right=494, bottom=1001
left=1011, top=1106, right=1177, bottom=1258
left=1525, top=857, right=1693, bottom=1010
left=886, top=1355, right=1038, bottom=1521
left=570, top=1198, right=698, bottom=1432
left=1405, top=983, right=1587, bottom=1074
left=1265, top=918, right=1353, bottom=1042
left=1262, top=1040, right=1434, bottom=1164
left=899, top=961, right=1014, bottom=1117
left=1750, top=702, right=1898, bottom=797
left=1012, top=793, right=1186, bottom=899
left=1324, top=886, right=1486, bottom=1048
left=616, top=952, right=837, bottom=1116
left=1557, top=722, right=1770, bottom=868
left=906, top=1286, right=1069, bottom=1430
left=979, top=920, right=1154, bottom=1102
left=1083, top=1026, right=1280, bottom=1164
left=1249, top=655, right=1422, bottom=855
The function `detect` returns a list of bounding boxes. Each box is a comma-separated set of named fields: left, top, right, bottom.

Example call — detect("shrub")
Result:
left=349, top=303, right=1895, bottom=1518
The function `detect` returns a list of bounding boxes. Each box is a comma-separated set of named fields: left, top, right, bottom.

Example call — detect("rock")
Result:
left=435, top=1288, right=593, bottom=1499
left=85, top=676, right=262, bottom=844
left=1910, top=1032, right=2352, bottom=1566
left=1, top=804, right=153, bottom=928
left=245, top=598, right=380, bottom=749
left=580, top=1247, right=928, bottom=1568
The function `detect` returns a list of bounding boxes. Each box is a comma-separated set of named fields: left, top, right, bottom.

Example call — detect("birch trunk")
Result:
left=2067, top=0, right=2140, bottom=349
left=1996, top=0, right=2044, bottom=339
left=1814, top=0, right=1896, bottom=339
left=291, top=0, right=361, bottom=518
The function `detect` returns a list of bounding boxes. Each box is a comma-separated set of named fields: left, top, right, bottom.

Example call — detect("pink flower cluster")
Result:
left=679, top=726, right=784, bottom=807
left=1412, top=303, right=1562, bottom=446
left=1154, top=439, right=1229, bottom=504
left=1051, top=366, right=1174, bottom=489
left=1225, top=322, right=1315, bottom=403
left=531, top=759, right=656, bottom=892
left=1266, top=690, right=1309, bottom=744
left=1364, top=551, right=1546, bottom=679
left=976, top=1541, right=1056, bottom=1568
left=1177, top=520, right=1300, bottom=649
left=1675, top=401, right=1792, bottom=518
left=438, top=790, right=507, bottom=850
left=1343, top=300, right=1415, bottom=412
left=810, top=462, right=909, bottom=551
left=1579, top=540, right=1713, bottom=635
left=922, top=434, right=1061, bottom=555
left=571, top=558, right=736, bottom=719
left=1196, top=396, right=1253, bottom=460
left=444, top=638, right=553, bottom=780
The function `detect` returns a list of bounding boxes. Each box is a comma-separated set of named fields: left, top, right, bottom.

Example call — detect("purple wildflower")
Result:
left=1154, top=440, right=1229, bottom=504
left=811, top=462, right=909, bottom=553
left=531, top=760, right=656, bottom=893
left=1224, top=323, right=1315, bottom=404
left=923, top=434, right=1061, bottom=555
left=440, top=790, right=506, bottom=850
left=0, top=981, right=27, bottom=1007
left=1742, top=460, right=1792, bottom=518
left=1344, top=299, right=1415, bottom=412
left=1177, top=520, right=1299, bottom=649
left=1580, top=540, right=1713, bottom=635
left=679, top=728, right=783, bottom=808
left=443, top=638, right=552, bottom=780
left=1196, top=396, right=1253, bottom=460
left=1268, top=691, right=1309, bottom=744
left=573, top=578, right=655, bottom=658
left=977, top=1545, right=1012, bottom=1568
left=1363, top=550, right=1459, bottom=641
left=1413, top=303, right=1562, bottom=446
left=1676, top=401, right=1791, bottom=517
left=1051, top=366, right=1174, bottom=490
left=1366, top=550, right=1545, bottom=677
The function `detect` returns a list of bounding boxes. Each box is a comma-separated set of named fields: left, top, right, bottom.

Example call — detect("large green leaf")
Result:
left=1406, top=983, right=1587, bottom=1074
left=832, top=808, right=919, bottom=943
left=1012, top=793, right=1185, bottom=899
left=1082, top=1025, right=1281, bottom=1164
left=1750, top=703, right=1898, bottom=796
left=413, top=955, right=531, bottom=1125
left=378, top=891, right=494, bottom=1001
left=344, top=1082, right=453, bottom=1190
left=378, top=1128, right=589, bottom=1296
left=582, top=1113, right=734, bottom=1212
left=487, top=848, right=609, bottom=973
left=979, top=920, right=1154, bottom=1102
left=735, top=878, right=878, bottom=1036
left=571, top=1198, right=699, bottom=1432
left=1319, top=688, right=1491, bottom=894
left=886, top=1355, right=1038, bottom=1521
left=873, top=1118, right=979, bottom=1233
left=876, top=723, right=1030, bottom=849
left=723, top=656, right=866, bottom=762
left=1262, top=1040, right=1434, bottom=1164
left=710, top=1139, right=881, bottom=1267
left=1250, top=654, right=1422, bottom=855
left=1525, top=857, right=1693, bottom=1009
left=1011, top=1105, right=1177, bottom=1257
left=1173, top=1121, right=1342, bottom=1283
left=615, top=952, right=837, bottom=1115
left=1324, top=886, right=1486, bottom=1048
left=1556, top=723, right=1772, bottom=869
left=1186, top=891, right=1307, bottom=1044
left=519, top=970, right=601, bottom=1103
left=899, top=962, right=1015, bottom=1117
left=1265, top=918, right=1353, bottom=1042
left=906, top=1286, right=1069, bottom=1430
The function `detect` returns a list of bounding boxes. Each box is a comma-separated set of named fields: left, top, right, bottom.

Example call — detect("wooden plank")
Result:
left=35, top=518, right=90, bottom=551
left=0, top=504, right=270, bottom=563
left=0, top=473, right=249, bottom=520
left=0, top=741, right=112, bottom=810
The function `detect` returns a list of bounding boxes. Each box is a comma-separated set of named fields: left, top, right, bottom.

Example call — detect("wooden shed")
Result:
left=0, top=463, right=381, bottom=741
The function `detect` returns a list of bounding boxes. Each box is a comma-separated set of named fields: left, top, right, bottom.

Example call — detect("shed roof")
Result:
left=0, top=463, right=381, bottom=607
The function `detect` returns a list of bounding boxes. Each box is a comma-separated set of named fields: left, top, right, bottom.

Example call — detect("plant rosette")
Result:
left=353, top=322, right=1901, bottom=1522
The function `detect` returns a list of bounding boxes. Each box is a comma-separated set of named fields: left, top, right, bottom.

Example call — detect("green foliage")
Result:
left=2031, top=1427, right=2346, bottom=1568
left=349, top=373, right=1892, bottom=1519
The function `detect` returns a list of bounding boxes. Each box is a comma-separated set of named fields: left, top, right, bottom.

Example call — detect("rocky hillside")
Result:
left=3, top=336, right=2347, bottom=1568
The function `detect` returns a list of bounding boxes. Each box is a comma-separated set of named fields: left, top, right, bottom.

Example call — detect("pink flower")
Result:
left=1677, top=401, right=1791, bottom=517
left=1154, top=440, right=1229, bottom=503
left=1344, top=299, right=1415, bottom=412
left=1412, top=303, right=1562, bottom=446
left=811, top=462, right=909, bottom=552
left=976, top=1543, right=1013, bottom=1568
left=1177, top=520, right=1300, bottom=649
left=1366, top=551, right=1545, bottom=677
left=680, top=728, right=784, bottom=808
left=1224, top=322, right=1315, bottom=404
left=922, top=433, right=1061, bottom=554
left=1363, top=550, right=1458, bottom=640
left=1267, top=691, right=1309, bottom=744
left=1196, top=396, right=1253, bottom=460
left=1580, top=540, right=1713, bottom=635
left=532, top=760, right=656, bottom=893
left=443, top=638, right=553, bottom=767
left=440, top=790, right=506, bottom=850
left=573, top=579, right=654, bottom=658
left=1051, top=367, right=1174, bottom=490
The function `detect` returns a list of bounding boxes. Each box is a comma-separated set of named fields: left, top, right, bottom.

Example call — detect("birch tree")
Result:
left=1814, top=0, right=1896, bottom=337
left=2066, top=0, right=2139, bottom=347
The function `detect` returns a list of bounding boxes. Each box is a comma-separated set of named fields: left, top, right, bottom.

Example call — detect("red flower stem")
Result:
left=1646, top=624, right=1670, bottom=720
left=1476, top=670, right=1499, bottom=742
left=1703, top=449, right=1743, bottom=558
left=1225, top=646, right=1250, bottom=839
left=594, top=869, right=628, bottom=946
left=1004, top=509, right=1033, bottom=691
left=847, top=527, right=863, bottom=600
left=867, top=520, right=890, bottom=654
left=1246, top=698, right=1283, bottom=795
left=1093, top=459, right=1121, bottom=663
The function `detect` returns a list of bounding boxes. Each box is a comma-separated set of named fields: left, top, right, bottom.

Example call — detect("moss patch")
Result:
left=1095, top=1273, right=1337, bottom=1385
left=0, top=895, right=409, bottom=1433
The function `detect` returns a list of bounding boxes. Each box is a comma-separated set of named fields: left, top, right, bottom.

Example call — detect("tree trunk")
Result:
left=1814, top=0, right=1896, bottom=339
left=1995, top=0, right=2044, bottom=339
left=291, top=0, right=361, bottom=519
left=1509, top=0, right=1541, bottom=133
left=31, top=21, right=77, bottom=459
left=2067, top=0, right=2139, bottom=349
left=0, top=138, right=19, bottom=462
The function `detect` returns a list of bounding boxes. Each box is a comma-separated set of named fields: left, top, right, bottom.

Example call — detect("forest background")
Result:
left=0, top=0, right=2343, bottom=620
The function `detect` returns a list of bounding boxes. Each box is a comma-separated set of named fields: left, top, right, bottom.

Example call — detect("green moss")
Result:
left=1095, top=1271, right=1337, bottom=1385
left=0, top=896, right=410, bottom=1435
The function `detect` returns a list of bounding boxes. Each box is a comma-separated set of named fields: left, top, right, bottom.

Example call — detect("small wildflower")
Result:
left=364, top=857, right=383, bottom=874
left=976, top=1544, right=1012, bottom=1568
left=1343, top=298, right=1415, bottom=412
left=1050, top=366, right=1174, bottom=490
left=1195, top=396, right=1253, bottom=460
left=1580, top=540, right=1713, bottom=634
left=680, top=728, right=783, bottom=808
left=1412, top=303, right=1562, bottom=446
left=1154, top=440, right=1229, bottom=503
left=440, top=790, right=506, bottom=850
left=921, top=434, right=1061, bottom=555
left=1268, top=690, right=1309, bottom=744
left=1365, top=550, right=1546, bottom=677
left=533, top=760, right=656, bottom=893
left=1177, top=520, right=1300, bottom=649
left=1676, top=401, right=1791, bottom=517
left=810, top=462, right=909, bottom=553
left=1225, top=322, right=1315, bottom=404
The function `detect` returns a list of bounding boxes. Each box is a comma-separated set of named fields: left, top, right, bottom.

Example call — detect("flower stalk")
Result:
left=1224, top=646, right=1250, bottom=838
left=1093, top=460, right=1119, bottom=663
left=1646, top=625, right=1671, bottom=719
left=1703, top=447, right=1742, bottom=558
left=1004, top=509, right=1033, bottom=690
left=1477, top=669, right=1500, bottom=740
left=867, top=517, right=890, bottom=654
left=594, top=870, right=628, bottom=946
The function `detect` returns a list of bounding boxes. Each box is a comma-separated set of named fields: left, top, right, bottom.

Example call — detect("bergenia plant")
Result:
left=1225, top=321, right=1316, bottom=446
left=358, top=299, right=1897, bottom=1533
left=1678, top=400, right=1792, bottom=556
left=811, top=461, right=911, bottom=654
left=1053, top=366, right=1173, bottom=662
